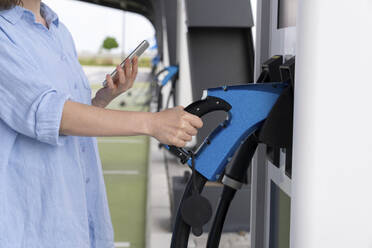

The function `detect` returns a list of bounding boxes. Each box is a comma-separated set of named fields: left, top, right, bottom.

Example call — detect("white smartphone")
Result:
left=102, top=40, right=150, bottom=87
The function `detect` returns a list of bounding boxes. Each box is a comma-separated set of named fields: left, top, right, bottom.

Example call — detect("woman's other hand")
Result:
left=92, top=56, right=139, bottom=108
left=148, top=106, right=203, bottom=147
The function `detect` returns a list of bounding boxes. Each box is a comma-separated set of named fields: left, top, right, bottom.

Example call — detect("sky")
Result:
left=43, top=0, right=155, bottom=54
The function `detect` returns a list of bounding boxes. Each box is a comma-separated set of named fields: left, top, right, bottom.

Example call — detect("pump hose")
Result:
left=171, top=134, right=258, bottom=247
left=206, top=134, right=258, bottom=248
left=170, top=171, right=207, bottom=248
left=207, top=186, right=236, bottom=248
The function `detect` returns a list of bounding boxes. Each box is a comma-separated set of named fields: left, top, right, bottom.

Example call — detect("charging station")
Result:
left=77, top=0, right=372, bottom=247
left=251, top=1, right=296, bottom=247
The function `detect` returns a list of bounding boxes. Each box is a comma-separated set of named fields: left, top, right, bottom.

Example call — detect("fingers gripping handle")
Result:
left=166, top=96, right=232, bottom=163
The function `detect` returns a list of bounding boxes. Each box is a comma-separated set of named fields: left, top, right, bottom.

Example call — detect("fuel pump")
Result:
left=165, top=82, right=287, bottom=247
left=206, top=56, right=295, bottom=248
left=166, top=55, right=295, bottom=248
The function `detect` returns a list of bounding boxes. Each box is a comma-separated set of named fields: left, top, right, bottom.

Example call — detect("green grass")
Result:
left=80, top=57, right=151, bottom=68
left=104, top=175, right=147, bottom=248
left=99, top=140, right=149, bottom=248
left=92, top=82, right=151, bottom=248
left=98, top=138, right=149, bottom=172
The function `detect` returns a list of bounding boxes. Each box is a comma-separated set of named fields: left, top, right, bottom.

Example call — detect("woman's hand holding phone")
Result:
left=92, top=56, right=138, bottom=108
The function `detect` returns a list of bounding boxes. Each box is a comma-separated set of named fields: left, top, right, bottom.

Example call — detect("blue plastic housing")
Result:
left=187, top=83, right=286, bottom=181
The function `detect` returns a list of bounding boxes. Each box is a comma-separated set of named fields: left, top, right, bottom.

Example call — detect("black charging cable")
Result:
left=206, top=133, right=258, bottom=248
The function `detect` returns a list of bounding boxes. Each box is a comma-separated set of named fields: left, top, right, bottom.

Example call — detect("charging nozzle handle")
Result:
left=183, top=96, right=231, bottom=117
left=166, top=96, right=232, bottom=163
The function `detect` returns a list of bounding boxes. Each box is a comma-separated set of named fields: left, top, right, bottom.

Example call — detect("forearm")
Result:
left=60, top=100, right=152, bottom=137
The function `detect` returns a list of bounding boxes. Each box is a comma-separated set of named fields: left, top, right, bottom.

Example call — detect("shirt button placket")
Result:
left=80, top=145, right=89, bottom=184
left=61, top=54, right=67, bottom=61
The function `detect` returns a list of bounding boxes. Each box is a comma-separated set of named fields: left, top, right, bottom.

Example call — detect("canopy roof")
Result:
left=77, top=0, right=156, bottom=23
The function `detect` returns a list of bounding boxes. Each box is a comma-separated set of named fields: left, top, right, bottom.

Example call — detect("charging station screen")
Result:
left=269, top=181, right=291, bottom=248
left=277, top=0, right=297, bottom=29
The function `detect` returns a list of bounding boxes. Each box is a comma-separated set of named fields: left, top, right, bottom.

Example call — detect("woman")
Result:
left=0, top=0, right=203, bottom=247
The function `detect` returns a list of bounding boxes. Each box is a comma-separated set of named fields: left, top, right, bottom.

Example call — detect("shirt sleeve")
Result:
left=0, top=36, right=70, bottom=146
left=60, top=23, right=78, bottom=59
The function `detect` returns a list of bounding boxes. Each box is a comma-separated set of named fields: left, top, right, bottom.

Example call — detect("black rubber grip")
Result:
left=167, top=96, right=231, bottom=163
left=183, top=96, right=231, bottom=117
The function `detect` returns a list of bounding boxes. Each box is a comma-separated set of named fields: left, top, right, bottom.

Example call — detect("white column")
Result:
left=291, top=1, right=372, bottom=247
left=176, top=0, right=193, bottom=107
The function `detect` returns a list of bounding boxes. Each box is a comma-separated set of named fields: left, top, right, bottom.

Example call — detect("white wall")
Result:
left=291, top=1, right=372, bottom=247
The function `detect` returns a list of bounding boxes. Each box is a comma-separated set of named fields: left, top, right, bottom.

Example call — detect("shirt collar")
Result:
left=40, top=2, right=59, bottom=27
left=0, top=5, right=24, bottom=25
left=0, top=2, right=59, bottom=27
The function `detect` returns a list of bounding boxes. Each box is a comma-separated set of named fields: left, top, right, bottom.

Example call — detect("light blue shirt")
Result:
left=0, top=3, right=114, bottom=248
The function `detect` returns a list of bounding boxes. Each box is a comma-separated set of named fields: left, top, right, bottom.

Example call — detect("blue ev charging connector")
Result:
left=165, top=82, right=287, bottom=181
left=155, top=66, right=179, bottom=112
left=160, top=66, right=179, bottom=86
left=169, top=82, right=288, bottom=244
left=151, top=55, right=161, bottom=67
